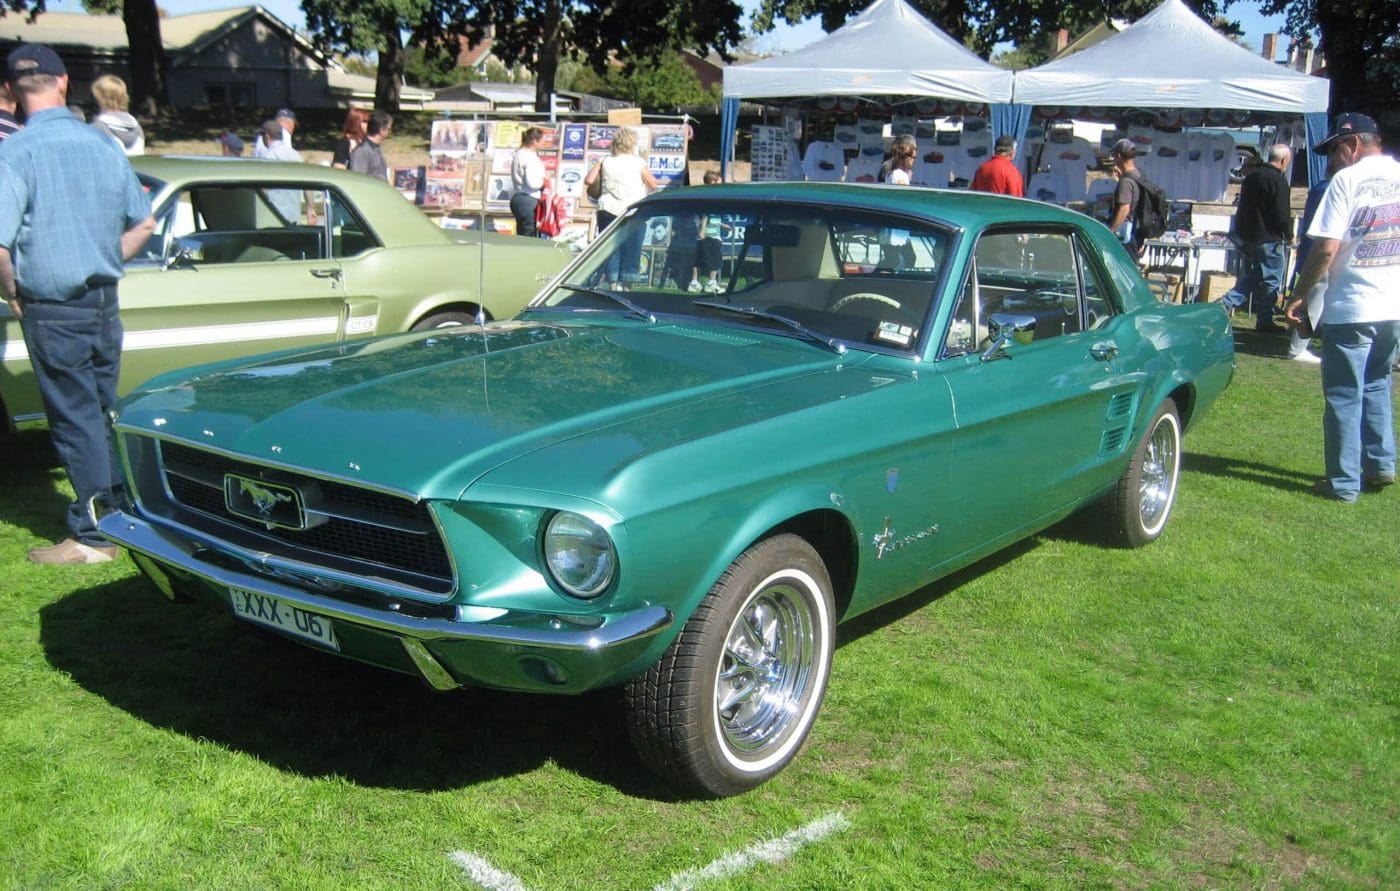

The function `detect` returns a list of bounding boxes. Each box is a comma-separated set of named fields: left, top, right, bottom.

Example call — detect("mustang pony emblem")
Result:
left=239, top=479, right=294, bottom=516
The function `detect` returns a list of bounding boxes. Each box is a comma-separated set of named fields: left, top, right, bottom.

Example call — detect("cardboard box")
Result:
left=1200, top=271, right=1235, bottom=303
left=1144, top=271, right=1183, bottom=303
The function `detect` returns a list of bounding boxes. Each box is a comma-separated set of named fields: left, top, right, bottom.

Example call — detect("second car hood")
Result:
left=115, top=318, right=880, bottom=498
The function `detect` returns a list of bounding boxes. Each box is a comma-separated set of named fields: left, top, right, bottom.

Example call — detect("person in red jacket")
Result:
left=971, top=134, right=1025, bottom=197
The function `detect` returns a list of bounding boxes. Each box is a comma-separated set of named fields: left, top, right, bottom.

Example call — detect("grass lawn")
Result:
left=1, top=324, right=1396, bottom=889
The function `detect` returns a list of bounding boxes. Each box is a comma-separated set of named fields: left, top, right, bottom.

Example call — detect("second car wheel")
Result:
left=1102, top=398, right=1181, bottom=548
left=625, top=533, right=835, bottom=797
left=411, top=310, right=484, bottom=331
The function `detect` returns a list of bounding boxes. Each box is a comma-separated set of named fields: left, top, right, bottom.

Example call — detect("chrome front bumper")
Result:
left=98, top=507, right=673, bottom=692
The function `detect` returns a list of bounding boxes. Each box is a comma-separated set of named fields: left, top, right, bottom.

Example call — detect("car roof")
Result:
left=133, top=155, right=376, bottom=188
left=643, top=181, right=1092, bottom=232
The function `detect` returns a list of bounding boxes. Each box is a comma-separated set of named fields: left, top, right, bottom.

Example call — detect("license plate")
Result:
left=230, top=587, right=339, bottom=651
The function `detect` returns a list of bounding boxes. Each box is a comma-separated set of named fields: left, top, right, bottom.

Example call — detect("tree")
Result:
left=476, top=0, right=744, bottom=111
left=303, top=0, right=476, bottom=112
left=80, top=0, right=168, bottom=114
left=1257, top=0, right=1400, bottom=116
left=564, top=49, right=718, bottom=109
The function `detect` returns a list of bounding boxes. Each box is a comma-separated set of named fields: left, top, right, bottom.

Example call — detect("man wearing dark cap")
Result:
left=0, top=43, right=155, bottom=563
left=970, top=134, right=1025, bottom=197
left=1284, top=112, right=1400, bottom=502
left=217, top=131, right=244, bottom=156
left=1108, top=138, right=1144, bottom=250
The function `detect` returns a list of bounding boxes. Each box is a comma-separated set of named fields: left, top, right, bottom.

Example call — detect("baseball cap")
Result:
left=275, top=107, right=296, bottom=121
left=1111, top=138, right=1137, bottom=158
left=6, top=44, right=67, bottom=82
left=1313, top=112, right=1378, bottom=152
left=217, top=131, right=245, bottom=154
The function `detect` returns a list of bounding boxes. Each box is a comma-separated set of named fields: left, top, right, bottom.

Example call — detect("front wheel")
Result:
left=625, top=534, right=835, bottom=797
left=410, top=309, right=484, bottom=331
left=1102, top=399, right=1181, bottom=547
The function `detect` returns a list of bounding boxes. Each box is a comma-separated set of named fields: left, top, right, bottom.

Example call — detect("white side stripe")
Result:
left=123, top=317, right=341, bottom=350
left=3, top=318, right=343, bottom=365
left=650, top=812, right=850, bottom=891
left=449, top=852, right=533, bottom=891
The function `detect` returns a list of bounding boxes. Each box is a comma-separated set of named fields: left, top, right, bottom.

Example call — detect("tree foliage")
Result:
left=475, top=0, right=744, bottom=110
left=563, top=49, right=718, bottom=109
left=1256, top=0, right=1400, bottom=115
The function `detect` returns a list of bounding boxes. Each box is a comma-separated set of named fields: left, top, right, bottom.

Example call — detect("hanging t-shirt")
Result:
left=1046, top=137, right=1094, bottom=203
left=1209, top=133, right=1236, bottom=202
left=802, top=141, right=845, bottom=182
left=953, top=133, right=994, bottom=185
left=1026, top=172, right=1061, bottom=204
left=845, top=154, right=883, bottom=184
left=1151, top=132, right=1187, bottom=200
left=1308, top=153, right=1400, bottom=325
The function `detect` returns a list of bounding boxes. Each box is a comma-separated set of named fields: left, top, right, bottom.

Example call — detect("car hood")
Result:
left=115, top=318, right=886, bottom=500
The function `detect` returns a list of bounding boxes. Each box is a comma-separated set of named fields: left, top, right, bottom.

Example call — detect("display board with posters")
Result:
left=405, top=117, right=690, bottom=235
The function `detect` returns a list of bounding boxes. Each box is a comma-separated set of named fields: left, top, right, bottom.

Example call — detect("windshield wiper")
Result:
left=540, top=284, right=656, bottom=323
left=692, top=300, right=846, bottom=355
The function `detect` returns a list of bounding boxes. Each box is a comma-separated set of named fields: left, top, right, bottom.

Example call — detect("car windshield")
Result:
left=536, top=200, right=952, bottom=354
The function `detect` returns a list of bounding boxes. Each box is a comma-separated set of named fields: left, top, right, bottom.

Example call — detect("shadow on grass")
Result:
left=39, top=575, right=686, bottom=801
left=1184, top=451, right=1315, bottom=494
left=0, top=425, right=78, bottom=543
left=1227, top=323, right=1299, bottom=360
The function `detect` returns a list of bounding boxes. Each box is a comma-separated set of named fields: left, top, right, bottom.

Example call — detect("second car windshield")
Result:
left=538, top=202, right=951, bottom=354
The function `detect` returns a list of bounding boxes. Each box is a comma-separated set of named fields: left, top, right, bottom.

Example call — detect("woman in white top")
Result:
left=584, top=128, right=658, bottom=287
left=509, top=127, right=547, bottom=237
left=886, top=139, right=916, bottom=185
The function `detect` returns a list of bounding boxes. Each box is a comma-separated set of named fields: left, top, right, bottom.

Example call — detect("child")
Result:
left=689, top=171, right=724, bottom=293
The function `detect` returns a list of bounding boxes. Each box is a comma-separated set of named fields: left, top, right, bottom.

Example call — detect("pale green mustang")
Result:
left=0, top=156, right=571, bottom=428
left=98, top=182, right=1234, bottom=796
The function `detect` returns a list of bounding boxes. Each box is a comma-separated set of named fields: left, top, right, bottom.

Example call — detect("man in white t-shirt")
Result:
left=1285, top=112, right=1400, bottom=502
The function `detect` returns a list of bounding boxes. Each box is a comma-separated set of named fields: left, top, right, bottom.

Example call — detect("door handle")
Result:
left=310, top=267, right=342, bottom=279
left=1090, top=341, right=1118, bottom=361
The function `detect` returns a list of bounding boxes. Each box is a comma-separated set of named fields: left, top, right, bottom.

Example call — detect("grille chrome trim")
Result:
left=120, top=431, right=459, bottom=601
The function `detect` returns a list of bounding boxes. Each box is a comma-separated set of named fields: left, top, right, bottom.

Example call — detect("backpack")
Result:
left=535, top=181, right=568, bottom=238
left=1126, top=169, right=1169, bottom=242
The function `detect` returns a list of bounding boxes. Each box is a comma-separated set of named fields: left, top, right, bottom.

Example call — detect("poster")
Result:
left=392, top=166, right=424, bottom=203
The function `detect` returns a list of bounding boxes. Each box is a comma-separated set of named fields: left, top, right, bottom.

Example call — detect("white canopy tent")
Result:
left=719, top=0, right=1014, bottom=176
left=1012, top=0, right=1328, bottom=114
left=723, top=0, right=1013, bottom=105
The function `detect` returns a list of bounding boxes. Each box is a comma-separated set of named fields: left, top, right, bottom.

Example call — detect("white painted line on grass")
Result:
left=650, top=811, right=851, bottom=891
left=450, top=851, right=533, bottom=891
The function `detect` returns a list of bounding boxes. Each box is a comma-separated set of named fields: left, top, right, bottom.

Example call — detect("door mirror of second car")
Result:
left=162, top=239, right=202, bottom=271
left=981, top=312, right=1038, bottom=362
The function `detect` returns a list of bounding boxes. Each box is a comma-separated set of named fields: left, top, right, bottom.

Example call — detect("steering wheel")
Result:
left=831, top=291, right=921, bottom=328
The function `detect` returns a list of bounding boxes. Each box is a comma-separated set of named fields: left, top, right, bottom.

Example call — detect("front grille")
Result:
left=157, top=441, right=453, bottom=591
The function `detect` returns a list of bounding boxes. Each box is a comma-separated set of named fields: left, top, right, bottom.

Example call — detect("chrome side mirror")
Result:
left=980, top=312, right=1037, bottom=362
left=161, top=242, right=200, bottom=271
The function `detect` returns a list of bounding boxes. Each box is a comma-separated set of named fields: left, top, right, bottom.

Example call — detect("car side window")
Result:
left=324, top=190, right=380, bottom=259
left=160, top=186, right=328, bottom=265
left=967, top=230, right=1082, bottom=344
left=1074, top=236, right=1116, bottom=330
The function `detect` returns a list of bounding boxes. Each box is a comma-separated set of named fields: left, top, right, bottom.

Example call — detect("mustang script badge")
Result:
left=224, top=474, right=305, bottom=530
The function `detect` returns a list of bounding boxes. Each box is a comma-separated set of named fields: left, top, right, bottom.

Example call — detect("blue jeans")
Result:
left=597, top=212, right=644, bottom=285
left=1319, top=321, right=1400, bottom=500
left=19, top=285, right=122, bottom=545
left=1220, top=241, right=1284, bottom=325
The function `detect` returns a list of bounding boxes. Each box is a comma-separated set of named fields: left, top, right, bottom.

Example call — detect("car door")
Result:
left=117, top=181, right=348, bottom=393
left=933, top=226, right=1139, bottom=559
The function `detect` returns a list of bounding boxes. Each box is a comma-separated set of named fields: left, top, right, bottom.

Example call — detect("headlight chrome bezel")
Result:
left=541, top=510, right=617, bottom=599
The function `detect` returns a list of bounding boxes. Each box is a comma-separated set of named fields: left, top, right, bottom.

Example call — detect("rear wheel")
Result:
left=410, top=309, right=483, bottom=331
left=1102, top=399, right=1181, bottom=547
left=626, top=534, right=835, bottom=797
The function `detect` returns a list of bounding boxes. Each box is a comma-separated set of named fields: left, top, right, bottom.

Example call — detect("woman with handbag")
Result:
left=584, top=128, right=658, bottom=288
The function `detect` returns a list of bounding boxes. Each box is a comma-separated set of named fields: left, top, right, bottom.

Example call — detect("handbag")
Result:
left=586, top=158, right=605, bottom=201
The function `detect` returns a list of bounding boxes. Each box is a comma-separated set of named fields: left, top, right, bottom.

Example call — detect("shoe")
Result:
left=687, top=279, right=702, bottom=293
left=1311, top=479, right=1357, bottom=503
left=1255, top=321, right=1285, bottom=333
left=1363, top=472, right=1396, bottom=491
left=1289, top=350, right=1321, bottom=364
left=28, top=538, right=118, bottom=564
left=704, top=280, right=723, bottom=294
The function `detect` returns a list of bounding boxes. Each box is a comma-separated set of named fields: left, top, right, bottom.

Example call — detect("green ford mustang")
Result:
left=0, top=156, right=571, bottom=427
left=98, top=182, right=1234, bottom=796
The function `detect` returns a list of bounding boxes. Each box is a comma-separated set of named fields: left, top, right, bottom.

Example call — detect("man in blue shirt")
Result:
left=0, top=44, right=154, bottom=564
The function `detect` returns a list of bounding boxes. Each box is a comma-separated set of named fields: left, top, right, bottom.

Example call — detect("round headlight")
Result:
left=543, top=511, right=616, bottom=598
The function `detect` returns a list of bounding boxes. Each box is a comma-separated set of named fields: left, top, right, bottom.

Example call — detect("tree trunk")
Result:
left=122, top=0, right=168, bottom=115
left=376, top=17, right=405, bottom=112
left=534, top=0, right=562, bottom=112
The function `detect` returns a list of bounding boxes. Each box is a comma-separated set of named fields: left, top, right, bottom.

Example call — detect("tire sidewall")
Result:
left=696, top=537, right=835, bottom=788
left=1127, top=402, right=1181, bottom=543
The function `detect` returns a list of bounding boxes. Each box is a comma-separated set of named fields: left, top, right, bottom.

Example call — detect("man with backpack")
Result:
left=1219, top=143, right=1292, bottom=332
left=1107, top=138, right=1166, bottom=255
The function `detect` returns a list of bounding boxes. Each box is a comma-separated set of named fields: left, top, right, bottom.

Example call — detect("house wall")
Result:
left=172, top=18, right=337, bottom=110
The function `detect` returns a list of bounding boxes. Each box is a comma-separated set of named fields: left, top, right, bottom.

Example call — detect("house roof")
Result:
left=0, top=5, right=335, bottom=69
